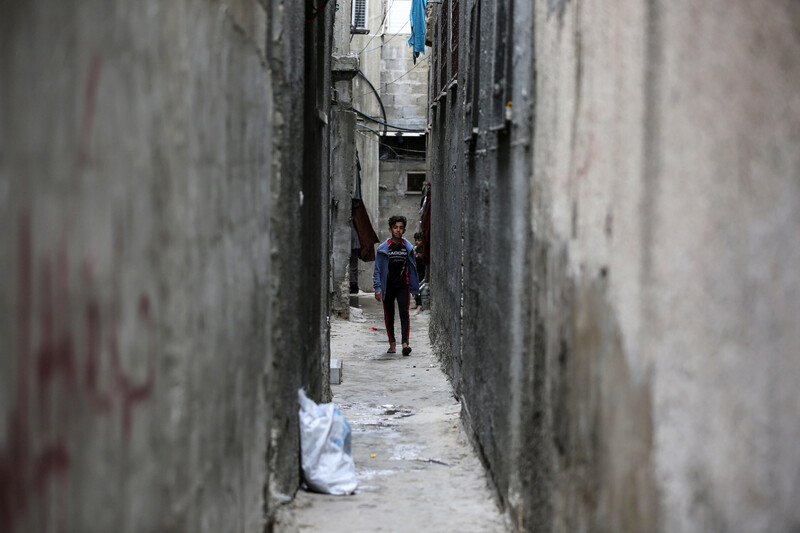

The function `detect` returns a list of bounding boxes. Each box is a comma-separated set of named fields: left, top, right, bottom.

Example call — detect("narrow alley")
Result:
left=279, top=296, right=504, bottom=532
left=2, top=1, right=799, bottom=532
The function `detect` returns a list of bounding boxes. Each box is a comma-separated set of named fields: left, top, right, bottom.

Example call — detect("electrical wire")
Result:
left=357, top=69, right=388, bottom=136
left=356, top=127, right=427, bottom=160
left=353, top=54, right=429, bottom=100
left=356, top=127, right=403, bottom=160
left=355, top=0, right=396, bottom=55
left=360, top=19, right=410, bottom=54
left=354, top=108, right=426, bottom=132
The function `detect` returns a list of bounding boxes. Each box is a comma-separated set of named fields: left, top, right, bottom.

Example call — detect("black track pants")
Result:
left=382, top=285, right=410, bottom=344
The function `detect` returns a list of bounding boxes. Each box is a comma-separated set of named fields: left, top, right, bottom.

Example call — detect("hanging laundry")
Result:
left=351, top=153, right=379, bottom=262
left=352, top=199, right=379, bottom=262
left=408, top=0, right=427, bottom=64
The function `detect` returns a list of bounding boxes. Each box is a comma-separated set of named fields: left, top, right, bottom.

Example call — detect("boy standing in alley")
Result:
left=373, top=215, right=419, bottom=356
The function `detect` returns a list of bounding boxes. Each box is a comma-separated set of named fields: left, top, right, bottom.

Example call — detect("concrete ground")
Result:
left=277, top=294, right=506, bottom=533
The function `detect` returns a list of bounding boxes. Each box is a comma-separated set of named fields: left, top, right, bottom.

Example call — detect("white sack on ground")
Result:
left=297, top=388, right=358, bottom=495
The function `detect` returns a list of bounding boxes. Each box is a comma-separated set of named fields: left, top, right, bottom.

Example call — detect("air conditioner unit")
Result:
left=351, top=0, right=369, bottom=34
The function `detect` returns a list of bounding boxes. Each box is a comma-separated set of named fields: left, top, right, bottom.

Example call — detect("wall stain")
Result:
left=0, top=211, right=158, bottom=532
left=552, top=277, right=659, bottom=532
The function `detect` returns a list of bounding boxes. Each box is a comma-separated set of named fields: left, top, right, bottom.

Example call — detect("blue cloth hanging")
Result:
left=408, top=0, right=427, bottom=64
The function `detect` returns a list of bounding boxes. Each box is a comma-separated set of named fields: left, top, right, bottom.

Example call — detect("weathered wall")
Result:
left=266, top=0, right=334, bottom=498
left=351, top=1, right=429, bottom=292
left=429, top=0, right=800, bottom=531
left=330, top=0, right=359, bottom=317
left=381, top=36, right=429, bottom=131
left=378, top=162, right=426, bottom=235
left=377, top=28, right=428, bottom=248
left=0, top=0, right=331, bottom=531
left=351, top=0, right=384, bottom=292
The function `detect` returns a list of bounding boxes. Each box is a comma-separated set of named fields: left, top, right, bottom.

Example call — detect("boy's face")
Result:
left=390, top=221, right=406, bottom=241
left=415, top=238, right=422, bottom=246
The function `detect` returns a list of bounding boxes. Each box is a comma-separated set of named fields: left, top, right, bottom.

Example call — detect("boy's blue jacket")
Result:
left=373, top=238, right=420, bottom=295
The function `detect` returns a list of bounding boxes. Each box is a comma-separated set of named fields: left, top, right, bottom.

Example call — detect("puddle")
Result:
left=357, top=469, right=399, bottom=481
left=380, top=404, right=415, bottom=418
left=390, top=443, right=426, bottom=461
left=351, top=419, right=399, bottom=430
left=359, top=352, right=399, bottom=361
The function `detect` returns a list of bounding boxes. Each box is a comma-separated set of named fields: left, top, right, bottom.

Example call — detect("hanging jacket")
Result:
left=351, top=199, right=379, bottom=262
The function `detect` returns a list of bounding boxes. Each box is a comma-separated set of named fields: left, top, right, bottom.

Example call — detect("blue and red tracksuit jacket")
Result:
left=372, top=238, right=420, bottom=296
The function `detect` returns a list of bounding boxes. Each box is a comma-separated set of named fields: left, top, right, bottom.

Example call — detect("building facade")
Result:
left=0, top=1, right=333, bottom=530
left=427, top=0, right=800, bottom=531
left=351, top=0, right=429, bottom=292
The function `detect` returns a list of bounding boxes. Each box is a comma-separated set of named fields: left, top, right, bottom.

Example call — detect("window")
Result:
left=406, top=171, right=426, bottom=193
left=386, top=0, right=412, bottom=34
left=352, top=0, right=368, bottom=33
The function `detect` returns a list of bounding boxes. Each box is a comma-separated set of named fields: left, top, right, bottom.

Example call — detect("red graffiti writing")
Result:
left=0, top=51, right=158, bottom=533
left=1, top=211, right=158, bottom=533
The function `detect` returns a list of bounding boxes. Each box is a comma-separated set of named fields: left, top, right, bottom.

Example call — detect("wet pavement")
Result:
left=279, top=294, right=506, bottom=532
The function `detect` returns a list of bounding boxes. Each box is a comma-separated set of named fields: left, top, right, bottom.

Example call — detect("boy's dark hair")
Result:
left=413, top=232, right=423, bottom=241
left=388, top=215, right=407, bottom=228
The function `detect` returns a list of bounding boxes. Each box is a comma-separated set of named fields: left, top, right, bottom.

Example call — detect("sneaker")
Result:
left=402, top=346, right=412, bottom=356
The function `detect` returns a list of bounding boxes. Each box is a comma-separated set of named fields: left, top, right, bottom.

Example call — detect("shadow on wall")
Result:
left=535, top=270, right=660, bottom=532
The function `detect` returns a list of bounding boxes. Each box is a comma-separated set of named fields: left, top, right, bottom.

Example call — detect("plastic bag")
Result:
left=297, top=389, right=358, bottom=495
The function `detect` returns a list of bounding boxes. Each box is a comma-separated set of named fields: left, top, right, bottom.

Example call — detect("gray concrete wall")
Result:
left=350, top=0, right=430, bottom=293
left=381, top=36, right=429, bottom=130
left=331, top=0, right=360, bottom=316
left=376, top=19, right=429, bottom=254
left=351, top=0, right=384, bottom=292
left=378, top=162, right=426, bottom=237
left=0, top=1, right=332, bottom=531
left=429, top=0, right=800, bottom=531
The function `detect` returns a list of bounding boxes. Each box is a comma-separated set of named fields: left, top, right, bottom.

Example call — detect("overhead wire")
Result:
left=360, top=19, right=411, bottom=54
left=354, top=0, right=396, bottom=55
left=357, top=69, right=388, bottom=136
left=353, top=55, right=430, bottom=100
left=353, top=108, right=425, bottom=133
left=355, top=127, right=427, bottom=160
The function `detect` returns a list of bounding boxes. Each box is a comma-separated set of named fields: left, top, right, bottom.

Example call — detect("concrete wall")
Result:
left=0, top=1, right=332, bottom=531
left=330, top=0, right=360, bottom=316
left=381, top=35, right=429, bottom=131
left=351, top=0, right=384, bottom=292
left=376, top=20, right=429, bottom=251
left=428, top=0, right=800, bottom=531
left=378, top=162, right=426, bottom=236
left=349, top=0, right=430, bottom=292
